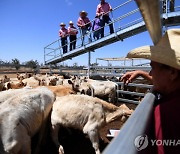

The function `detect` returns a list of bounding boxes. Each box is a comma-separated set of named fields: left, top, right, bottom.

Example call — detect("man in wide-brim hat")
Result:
left=60, top=22, right=66, bottom=26
left=68, top=21, right=78, bottom=51
left=77, top=10, right=92, bottom=46
left=59, top=22, right=68, bottom=54
left=121, top=29, right=180, bottom=153
left=79, top=10, right=88, bottom=17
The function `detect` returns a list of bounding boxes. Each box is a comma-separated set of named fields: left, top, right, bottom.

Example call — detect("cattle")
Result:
left=17, top=73, right=32, bottom=80
left=1, top=75, right=10, bottom=83
left=6, top=79, right=26, bottom=89
left=0, top=80, right=5, bottom=91
left=46, top=85, right=76, bottom=97
left=51, top=95, right=133, bottom=154
left=0, top=87, right=55, bottom=154
left=73, top=78, right=118, bottom=103
left=0, top=87, right=32, bottom=104
left=22, top=76, right=40, bottom=87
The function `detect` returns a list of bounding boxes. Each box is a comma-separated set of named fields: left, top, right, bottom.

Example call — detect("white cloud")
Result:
left=65, top=0, right=72, bottom=6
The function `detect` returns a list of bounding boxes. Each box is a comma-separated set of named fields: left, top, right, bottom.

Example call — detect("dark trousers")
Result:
left=162, top=0, right=175, bottom=13
left=69, top=35, right=77, bottom=51
left=102, top=15, right=114, bottom=37
left=93, top=28, right=103, bottom=40
left=61, top=37, right=68, bottom=54
left=170, top=0, right=175, bottom=12
left=81, top=28, right=92, bottom=46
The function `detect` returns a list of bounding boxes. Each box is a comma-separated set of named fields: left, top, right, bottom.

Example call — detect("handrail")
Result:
left=103, top=92, right=156, bottom=154
left=44, top=0, right=138, bottom=63
left=44, top=0, right=180, bottom=64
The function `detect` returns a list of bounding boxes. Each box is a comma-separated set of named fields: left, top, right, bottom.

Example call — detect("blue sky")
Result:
left=0, top=0, right=179, bottom=66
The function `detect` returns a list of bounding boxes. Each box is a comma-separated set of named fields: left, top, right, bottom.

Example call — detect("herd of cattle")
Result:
left=0, top=73, right=134, bottom=154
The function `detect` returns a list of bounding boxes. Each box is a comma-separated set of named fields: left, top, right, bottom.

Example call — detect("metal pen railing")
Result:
left=103, top=92, right=156, bottom=154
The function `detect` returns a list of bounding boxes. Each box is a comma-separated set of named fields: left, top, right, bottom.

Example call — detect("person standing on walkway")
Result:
left=68, top=21, right=78, bottom=51
left=59, top=23, right=68, bottom=54
left=96, top=0, right=114, bottom=37
left=92, top=15, right=103, bottom=40
left=162, top=0, right=175, bottom=13
left=77, top=10, right=92, bottom=46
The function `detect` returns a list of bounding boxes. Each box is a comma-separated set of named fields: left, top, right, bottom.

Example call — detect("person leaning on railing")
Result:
left=59, top=22, right=68, bottom=54
left=68, top=21, right=78, bottom=51
left=96, top=0, right=114, bottom=37
left=92, top=15, right=103, bottom=40
left=77, top=10, right=92, bottom=46
left=162, top=0, right=175, bottom=13
left=121, top=29, right=180, bottom=154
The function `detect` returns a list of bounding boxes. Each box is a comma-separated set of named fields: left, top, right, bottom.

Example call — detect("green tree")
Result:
left=25, top=60, right=39, bottom=73
left=11, top=58, right=20, bottom=70
left=73, top=62, right=78, bottom=68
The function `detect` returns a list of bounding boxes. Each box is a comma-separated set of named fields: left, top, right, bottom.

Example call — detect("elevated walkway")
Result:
left=44, top=0, right=180, bottom=65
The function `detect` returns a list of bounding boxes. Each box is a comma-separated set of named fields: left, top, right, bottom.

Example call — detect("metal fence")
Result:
left=116, top=82, right=153, bottom=104
left=103, top=92, right=156, bottom=154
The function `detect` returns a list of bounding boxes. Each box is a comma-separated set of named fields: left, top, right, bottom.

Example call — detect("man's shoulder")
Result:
left=78, top=17, right=82, bottom=19
left=97, top=3, right=101, bottom=8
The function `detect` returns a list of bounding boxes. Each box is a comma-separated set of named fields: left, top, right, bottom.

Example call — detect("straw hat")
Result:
left=79, top=10, right=88, bottom=16
left=60, top=22, right=66, bottom=26
left=69, top=21, right=74, bottom=25
left=127, top=29, right=180, bottom=70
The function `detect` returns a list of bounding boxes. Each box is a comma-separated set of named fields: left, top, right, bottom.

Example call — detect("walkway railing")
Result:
left=44, top=0, right=180, bottom=65
left=103, top=92, right=156, bottom=154
left=44, top=0, right=142, bottom=64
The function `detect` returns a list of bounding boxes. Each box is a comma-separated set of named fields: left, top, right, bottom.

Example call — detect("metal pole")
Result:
left=49, top=64, right=52, bottom=75
left=88, top=51, right=91, bottom=78
left=132, top=59, right=134, bottom=66
left=59, top=63, right=62, bottom=74
left=111, top=12, right=116, bottom=34
left=58, top=39, right=62, bottom=56
left=44, top=48, right=46, bottom=65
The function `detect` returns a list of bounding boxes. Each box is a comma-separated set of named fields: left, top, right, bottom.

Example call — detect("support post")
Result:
left=59, top=63, right=62, bottom=74
left=132, top=59, right=134, bottom=66
left=88, top=51, right=91, bottom=78
left=49, top=64, right=52, bottom=75
left=44, top=48, right=46, bottom=65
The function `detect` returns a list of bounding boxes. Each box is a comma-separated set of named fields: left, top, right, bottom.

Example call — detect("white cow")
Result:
left=51, top=95, right=133, bottom=154
left=0, top=87, right=55, bottom=154
left=0, top=87, right=32, bottom=104
left=72, top=78, right=118, bottom=103
left=22, top=76, right=40, bottom=87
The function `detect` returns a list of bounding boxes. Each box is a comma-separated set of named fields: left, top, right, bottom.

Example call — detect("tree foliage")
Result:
left=25, top=60, right=39, bottom=69
left=11, top=58, right=20, bottom=70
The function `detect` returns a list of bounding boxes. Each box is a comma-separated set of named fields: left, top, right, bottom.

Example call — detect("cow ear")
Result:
left=7, top=82, right=11, bottom=89
left=68, top=80, right=73, bottom=84
left=24, top=82, right=27, bottom=86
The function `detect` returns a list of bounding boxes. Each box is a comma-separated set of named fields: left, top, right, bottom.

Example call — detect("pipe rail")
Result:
left=103, top=92, right=156, bottom=154
left=44, top=0, right=180, bottom=65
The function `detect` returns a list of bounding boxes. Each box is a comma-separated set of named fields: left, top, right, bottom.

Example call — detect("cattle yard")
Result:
left=0, top=64, right=150, bottom=154
left=1, top=0, right=179, bottom=153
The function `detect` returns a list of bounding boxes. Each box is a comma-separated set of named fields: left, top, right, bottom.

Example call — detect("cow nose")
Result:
left=76, top=85, right=79, bottom=88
